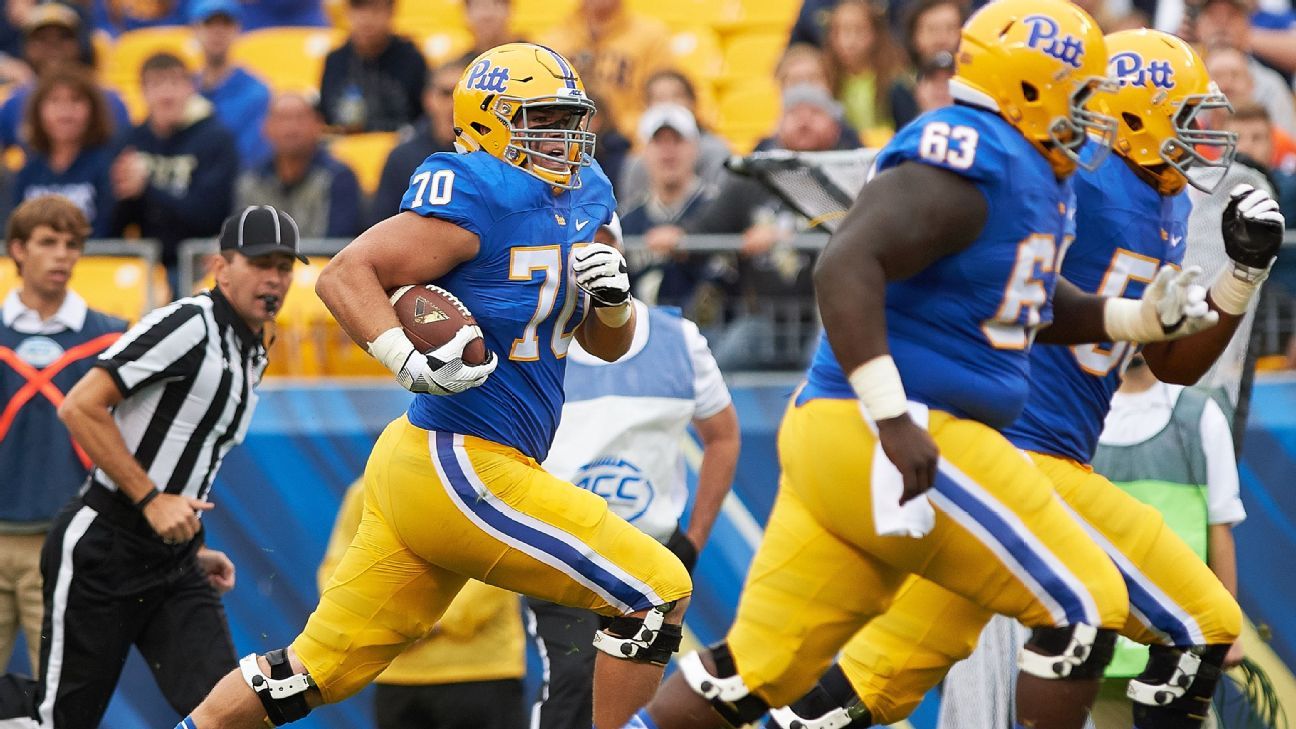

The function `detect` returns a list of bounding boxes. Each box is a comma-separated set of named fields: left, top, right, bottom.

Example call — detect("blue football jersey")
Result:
left=402, top=152, right=615, bottom=461
left=1005, top=153, right=1190, bottom=462
left=802, top=104, right=1072, bottom=429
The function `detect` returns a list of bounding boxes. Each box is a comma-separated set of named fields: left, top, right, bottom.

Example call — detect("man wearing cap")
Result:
left=192, top=0, right=271, bottom=169
left=35, top=206, right=303, bottom=729
left=0, top=3, right=130, bottom=149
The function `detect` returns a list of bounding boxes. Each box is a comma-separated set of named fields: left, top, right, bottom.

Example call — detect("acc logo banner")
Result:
left=466, top=59, right=511, bottom=93
left=1109, top=51, right=1176, bottom=89
left=1024, top=15, right=1085, bottom=69
left=573, top=457, right=655, bottom=522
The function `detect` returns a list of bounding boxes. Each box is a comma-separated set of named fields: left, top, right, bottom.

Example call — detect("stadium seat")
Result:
left=59, top=256, right=157, bottom=322
left=327, top=132, right=399, bottom=196
left=627, top=0, right=723, bottom=28
left=669, top=26, right=723, bottom=84
left=719, top=31, right=788, bottom=87
left=717, top=79, right=779, bottom=153
left=421, top=28, right=474, bottom=68
left=393, top=0, right=466, bottom=37
left=230, top=28, right=344, bottom=93
left=716, top=0, right=800, bottom=33
left=103, top=27, right=201, bottom=118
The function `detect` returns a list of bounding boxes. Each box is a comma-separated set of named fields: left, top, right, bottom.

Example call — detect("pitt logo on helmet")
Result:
left=1024, top=15, right=1085, bottom=69
left=465, top=59, right=511, bottom=93
left=1109, top=52, right=1175, bottom=90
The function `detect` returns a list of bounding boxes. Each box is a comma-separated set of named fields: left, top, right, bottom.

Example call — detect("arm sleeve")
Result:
left=1200, top=397, right=1245, bottom=525
left=95, top=302, right=208, bottom=397
left=683, top=318, right=731, bottom=419
left=326, top=163, right=364, bottom=238
left=399, top=154, right=493, bottom=238
left=318, top=51, right=344, bottom=127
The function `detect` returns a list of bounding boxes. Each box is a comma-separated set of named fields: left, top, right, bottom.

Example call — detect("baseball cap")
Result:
left=219, top=206, right=308, bottom=263
left=782, top=83, right=844, bottom=122
left=637, top=103, right=700, bottom=144
left=189, top=0, right=242, bottom=24
left=24, top=3, right=80, bottom=35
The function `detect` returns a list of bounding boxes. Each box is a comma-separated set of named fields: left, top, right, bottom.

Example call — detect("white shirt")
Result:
left=1100, top=382, right=1246, bottom=526
left=2, top=289, right=87, bottom=335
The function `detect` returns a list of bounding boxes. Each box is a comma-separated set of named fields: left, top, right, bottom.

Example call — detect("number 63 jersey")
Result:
left=400, top=150, right=615, bottom=462
left=804, top=104, right=1073, bottom=430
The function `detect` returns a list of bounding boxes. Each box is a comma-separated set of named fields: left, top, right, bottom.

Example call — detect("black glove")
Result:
left=1221, top=184, right=1284, bottom=271
left=666, top=528, right=699, bottom=574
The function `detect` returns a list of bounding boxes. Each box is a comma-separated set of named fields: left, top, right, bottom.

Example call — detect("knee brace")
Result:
left=239, top=649, right=316, bottom=726
left=1127, top=644, right=1228, bottom=729
left=768, top=664, right=873, bottom=729
left=591, top=602, right=683, bottom=666
left=1018, top=624, right=1117, bottom=680
left=678, top=642, right=769, bottom=727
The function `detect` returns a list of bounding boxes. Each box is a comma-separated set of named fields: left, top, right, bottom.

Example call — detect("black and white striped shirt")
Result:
left=93, top=287, right=268, bottom=501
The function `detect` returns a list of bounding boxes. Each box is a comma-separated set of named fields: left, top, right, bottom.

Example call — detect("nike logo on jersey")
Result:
left=575, top=219, right=590, bottom=231
left=1170, top=234, right=1183, bottom=247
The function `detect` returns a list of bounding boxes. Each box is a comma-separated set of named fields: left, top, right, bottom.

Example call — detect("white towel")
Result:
left=864, top=401, right=937, bottom=538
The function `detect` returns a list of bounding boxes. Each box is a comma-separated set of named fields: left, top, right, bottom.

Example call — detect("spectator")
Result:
left=619, top=104, right=719, bottom=312
left=1195, top=0, right=1296, bottom=137
left=240, top=0, right=328, bottom=29
left=902, top=0, right=963, bottom=65
left=111, top=52, right=237, bottom=298
left=463, top=0, right=519, bottom=61
left=1206, top=49, right=1296, bottom=164
left=913, top=50, right=955, bottom=115
left=824, top=0, right=911, bottom=142
left=619, top=69, right=730, bottom=195
left=91, top=0, right=186, bottom=34
left=787, top=0, right=835, bottom=48
left=541, top=0, right=673, bottom=138
left=319, top=0, right=427, bottom=133
left=370, top=60, right=463, bottom=225
left=0, top=196, right=126, bottom=677
left=13, top=65, right=116, bottom=237
left=588, top=90, right=631, bottom=196
left=687, top=84, right=859, bottom=370
left=236, top=92, right=363, bottom=240
left=0, top=3, right=129, bottom=149
left=775, top=43, right=831, bottom=90
left=1223, top=104, right=1296, bottom=226
left=319, top=480, right=526, bottom=729
left=191, top=0, right=272, bottom=169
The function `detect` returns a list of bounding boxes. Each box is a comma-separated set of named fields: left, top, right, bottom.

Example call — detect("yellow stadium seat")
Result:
left=421, top=27, right=474, bottom=68
left=230, top=28, right=344, bottom=93
left=102, top=27, right=201, bottom=114
left=626, top=0, right=723, bottom=28
left=669, top=26, right=723, bottom=84
left=393, top=0, right=466, bottom=37
left=510, top=0, right=577, bottom=34
left=328, top=132, right=399, bottom=196
left=67, top=256, right=156, bottom=321
left=720, top=31, right=787, bottom=85
left=717, top=79, right=779, bottom=150
left=716, top=0, right=799, bottom=33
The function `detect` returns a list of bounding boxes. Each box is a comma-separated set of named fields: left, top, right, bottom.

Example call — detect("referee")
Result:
left=37, top=206, right=306, bottom=729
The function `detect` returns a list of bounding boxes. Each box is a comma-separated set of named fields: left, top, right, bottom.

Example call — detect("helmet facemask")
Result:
left=1048, top=76, right=1119, bottom=172
left=1160, top=87, right=1237, bottom=193
left=496, top=94, right=597, bottom=190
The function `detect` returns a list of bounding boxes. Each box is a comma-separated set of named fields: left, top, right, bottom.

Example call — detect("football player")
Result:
left=176, top=44, right=691, bottom=729
left=769, top=29, right=1285, bottom=729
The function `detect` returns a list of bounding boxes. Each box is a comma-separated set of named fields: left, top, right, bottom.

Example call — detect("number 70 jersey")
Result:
left=803, top=104, right=1074, bottom=430
left=400, top=151, right=616, bottom=462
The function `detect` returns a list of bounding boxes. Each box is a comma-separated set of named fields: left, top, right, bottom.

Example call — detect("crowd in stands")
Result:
left=0, top=0, right=1292, bottom=370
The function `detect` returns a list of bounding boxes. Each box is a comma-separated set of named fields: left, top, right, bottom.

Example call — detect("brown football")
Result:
left=388, top=284, right=487, bottom=365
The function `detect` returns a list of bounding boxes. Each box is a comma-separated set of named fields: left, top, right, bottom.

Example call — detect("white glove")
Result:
left=571, top=243, right=630, bottom=308
left=368, top=326, right=498, bottom=395
left=1103, top=265, right=1219, bottom=343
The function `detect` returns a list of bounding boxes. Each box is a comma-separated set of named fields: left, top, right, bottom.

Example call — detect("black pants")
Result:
left=374, top=679, right=526, bottom=729
left=525, top=598, right=601, bottom=729
left=36, top=491, right=236, bottom=729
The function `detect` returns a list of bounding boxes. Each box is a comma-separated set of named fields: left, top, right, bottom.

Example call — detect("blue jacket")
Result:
left=370, top=119, right=454, bottom=225
left=241, top=0, right=328, bottom=29
left=13, top=145, right=117, bottom=238
left=199, top=67, right=271, bottom=170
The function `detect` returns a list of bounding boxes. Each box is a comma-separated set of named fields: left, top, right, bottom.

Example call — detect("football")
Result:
left=388, top=284, right=488, bottom=365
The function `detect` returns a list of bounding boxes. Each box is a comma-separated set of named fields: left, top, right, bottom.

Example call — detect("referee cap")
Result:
left=219, top=206, right=308, bottom=263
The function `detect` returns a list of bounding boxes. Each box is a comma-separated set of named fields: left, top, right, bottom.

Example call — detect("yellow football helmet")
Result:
left=453, top=43, right=597, bottom=190
left=952, top=0, right=1117, bottom=176
left=1101, top=29, right=1237, bottom=194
